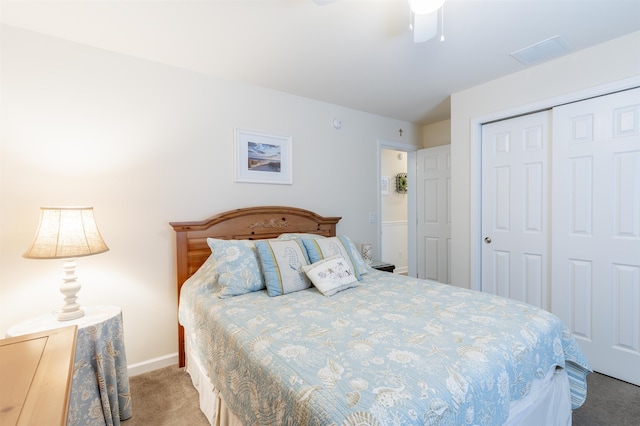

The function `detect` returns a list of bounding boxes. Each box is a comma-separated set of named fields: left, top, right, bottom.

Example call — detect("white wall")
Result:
left=449, top=31, right=640, bottom=290
left=422, top=119, right=450, bottom=148
left=0, top=25, right=421, bottom=368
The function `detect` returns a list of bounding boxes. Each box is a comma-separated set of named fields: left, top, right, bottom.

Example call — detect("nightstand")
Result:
left=6, top=305, right=132, bottom=426
left=370, top=260, right=395, bottom=273
left=0, top=325, right=77, bottom=426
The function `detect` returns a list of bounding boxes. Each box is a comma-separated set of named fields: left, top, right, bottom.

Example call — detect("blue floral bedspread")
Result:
left=179, top=270, right=591, bottom=425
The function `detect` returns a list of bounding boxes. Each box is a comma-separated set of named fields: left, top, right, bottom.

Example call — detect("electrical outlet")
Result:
left=368, top=212, right=378, bottom=223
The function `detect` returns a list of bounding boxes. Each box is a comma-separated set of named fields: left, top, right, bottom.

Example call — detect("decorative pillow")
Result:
left=255, top=239, right=312, bottom=296
left=276, top=233, right=326, bottom=241
left=302, top=255, right=359, bottom=297
left=206, top=238, right=265, bottom=298
left=302, top=236, right=367, bottom=279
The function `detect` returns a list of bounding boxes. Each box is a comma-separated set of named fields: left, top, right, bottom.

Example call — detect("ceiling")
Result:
left=1, top=0, right=639, bottom=125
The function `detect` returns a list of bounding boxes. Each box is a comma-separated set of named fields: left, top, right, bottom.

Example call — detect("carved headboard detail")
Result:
left=170, top=206, right=341, bottom=366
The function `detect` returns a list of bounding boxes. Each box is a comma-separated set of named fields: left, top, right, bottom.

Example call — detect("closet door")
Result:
left=416, top=145, right=451, bottom=283
left=481, top=111, right=551, bottom=310
left=551, top=88, right=640, bottom=386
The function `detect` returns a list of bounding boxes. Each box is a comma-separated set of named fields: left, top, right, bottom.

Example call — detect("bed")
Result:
left=170, top=206, right=591, bottom=426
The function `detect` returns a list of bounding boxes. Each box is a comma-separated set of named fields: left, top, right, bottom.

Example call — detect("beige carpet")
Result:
left=573, top=372, right=640, bottom=425
left=124, top=365, right=640, bottom=425
left=122, top=366, right=208, bottom=426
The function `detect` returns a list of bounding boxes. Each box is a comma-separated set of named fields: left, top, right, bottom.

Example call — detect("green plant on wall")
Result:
left=395, top=173, right=407, bottom=194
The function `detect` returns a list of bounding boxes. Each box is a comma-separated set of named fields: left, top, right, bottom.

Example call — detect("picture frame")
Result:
left=395, top=172, right=408, bottom=194
left=234, top=128, right=292, bottom=185
left=381, top=176, right=390, bottom=195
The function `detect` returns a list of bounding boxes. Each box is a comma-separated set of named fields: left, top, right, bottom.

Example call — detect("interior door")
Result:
left=416, top=145, right=451, bottom=282
left=481, top=111, right=551, bottom=310
left=551, top=88, right=640, bottom=385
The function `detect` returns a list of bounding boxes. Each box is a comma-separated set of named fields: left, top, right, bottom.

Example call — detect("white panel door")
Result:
left=416, top=145, right=451, bottom=283
left=481, top=111, right=551, bottom=310
left=551, top=88, right=640, bottom=385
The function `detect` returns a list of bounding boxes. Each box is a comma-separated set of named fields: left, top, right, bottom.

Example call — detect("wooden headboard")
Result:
left=170, top=206, right=341, bottom=367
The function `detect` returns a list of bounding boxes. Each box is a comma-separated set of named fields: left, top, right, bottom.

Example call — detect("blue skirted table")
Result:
left=6, top=305, right=132, bottom=426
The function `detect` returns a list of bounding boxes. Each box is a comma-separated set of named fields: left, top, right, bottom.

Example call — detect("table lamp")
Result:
left=24, top=207, right=109, bottom=321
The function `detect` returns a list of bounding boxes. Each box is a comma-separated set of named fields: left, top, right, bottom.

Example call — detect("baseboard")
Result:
left=128, top=352, right=178, bottom=377
left=394, top=266, right=409, bottom=275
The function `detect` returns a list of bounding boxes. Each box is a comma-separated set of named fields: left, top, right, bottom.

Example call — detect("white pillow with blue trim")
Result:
left=302, top=255, right=359, bottom=297
left=302, top=236, right=367, bottom=280
left=255, top=239, right=312, bottom=296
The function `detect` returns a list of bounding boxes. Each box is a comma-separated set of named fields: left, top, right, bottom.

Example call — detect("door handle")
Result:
left=484, top=237, right=492, bottom=244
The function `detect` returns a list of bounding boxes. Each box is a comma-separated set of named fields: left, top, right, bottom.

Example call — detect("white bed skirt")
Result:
left=505, top=366, right=571, bottom=425
left=185, top=333, right=572, bottom=426
left=185, top=337, right=243, bottom=426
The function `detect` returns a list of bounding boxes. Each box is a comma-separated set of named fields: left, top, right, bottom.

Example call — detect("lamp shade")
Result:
left=24, top=207, right=109, bottom=259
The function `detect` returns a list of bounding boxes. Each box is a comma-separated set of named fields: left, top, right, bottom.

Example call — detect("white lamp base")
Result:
left=56, top=259, right=85, bottom=321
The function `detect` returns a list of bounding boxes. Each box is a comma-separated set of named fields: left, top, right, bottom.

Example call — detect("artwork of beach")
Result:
left=247, top=142, right=281, bottom=172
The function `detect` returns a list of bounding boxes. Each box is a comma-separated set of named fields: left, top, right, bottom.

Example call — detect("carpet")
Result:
left=122, top=366, right=208, bottom=426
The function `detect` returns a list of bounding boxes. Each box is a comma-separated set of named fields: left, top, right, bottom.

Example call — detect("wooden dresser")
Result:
left=0, top=325, right=77, bottom=426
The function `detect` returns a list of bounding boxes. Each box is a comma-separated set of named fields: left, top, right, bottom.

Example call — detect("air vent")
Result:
left=510, top=35, right=571, bottom=65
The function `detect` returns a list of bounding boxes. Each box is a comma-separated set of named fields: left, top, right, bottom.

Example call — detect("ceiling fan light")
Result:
left=410, top=0, right=446, bottom=15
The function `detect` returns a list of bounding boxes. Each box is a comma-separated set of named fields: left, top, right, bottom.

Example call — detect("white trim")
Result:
left=128, top=352, right=178, bottom=377
left=469, top=76, right=640, bottom=292
left=407, top=150, right=417, bottom=277
left=394, top=266, right=409, bottom=275
left=470, top=120, right=483, bottom=292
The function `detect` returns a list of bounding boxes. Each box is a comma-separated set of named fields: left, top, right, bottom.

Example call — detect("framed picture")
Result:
left=234, top=128, right=292, bottom=184
left=381, top=176, right=390, bottom=195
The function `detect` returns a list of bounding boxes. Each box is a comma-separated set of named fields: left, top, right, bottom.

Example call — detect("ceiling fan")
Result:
left=311, top=0, right=447, bottom=43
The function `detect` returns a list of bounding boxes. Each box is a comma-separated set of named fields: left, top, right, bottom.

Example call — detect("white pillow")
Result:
left=302, top=236, right=368, bottom=279
left=302, top=255, right=359, bottom=297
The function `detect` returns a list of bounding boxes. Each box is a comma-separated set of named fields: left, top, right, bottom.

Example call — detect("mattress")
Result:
left=179, top=268, right=590, bottom=425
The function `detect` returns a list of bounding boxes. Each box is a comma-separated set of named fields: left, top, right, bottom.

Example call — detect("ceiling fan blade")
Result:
left=410, top=0, right=446, bottom=15
left=412, top=11, right=438, bottom=43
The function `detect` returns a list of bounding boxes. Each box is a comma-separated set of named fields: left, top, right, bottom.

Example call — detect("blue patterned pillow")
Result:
left=255, top=239, right=312, bottom=296
left=302, top=236, right=367, bottom=280
left=206, top=238, right=265, bottom=298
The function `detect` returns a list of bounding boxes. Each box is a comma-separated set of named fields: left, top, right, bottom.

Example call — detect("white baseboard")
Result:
left=128, top=352, right=178, bottom=377
left=394, top=266, right=409, bottom=275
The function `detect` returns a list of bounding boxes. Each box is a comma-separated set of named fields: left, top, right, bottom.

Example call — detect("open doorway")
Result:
left=380, top=148, right=408, bottom=274
left=377, top=139, right=417, bottom=276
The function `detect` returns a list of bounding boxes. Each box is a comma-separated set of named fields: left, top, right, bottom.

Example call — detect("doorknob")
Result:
left=484, top=237, right=492, bottom=244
